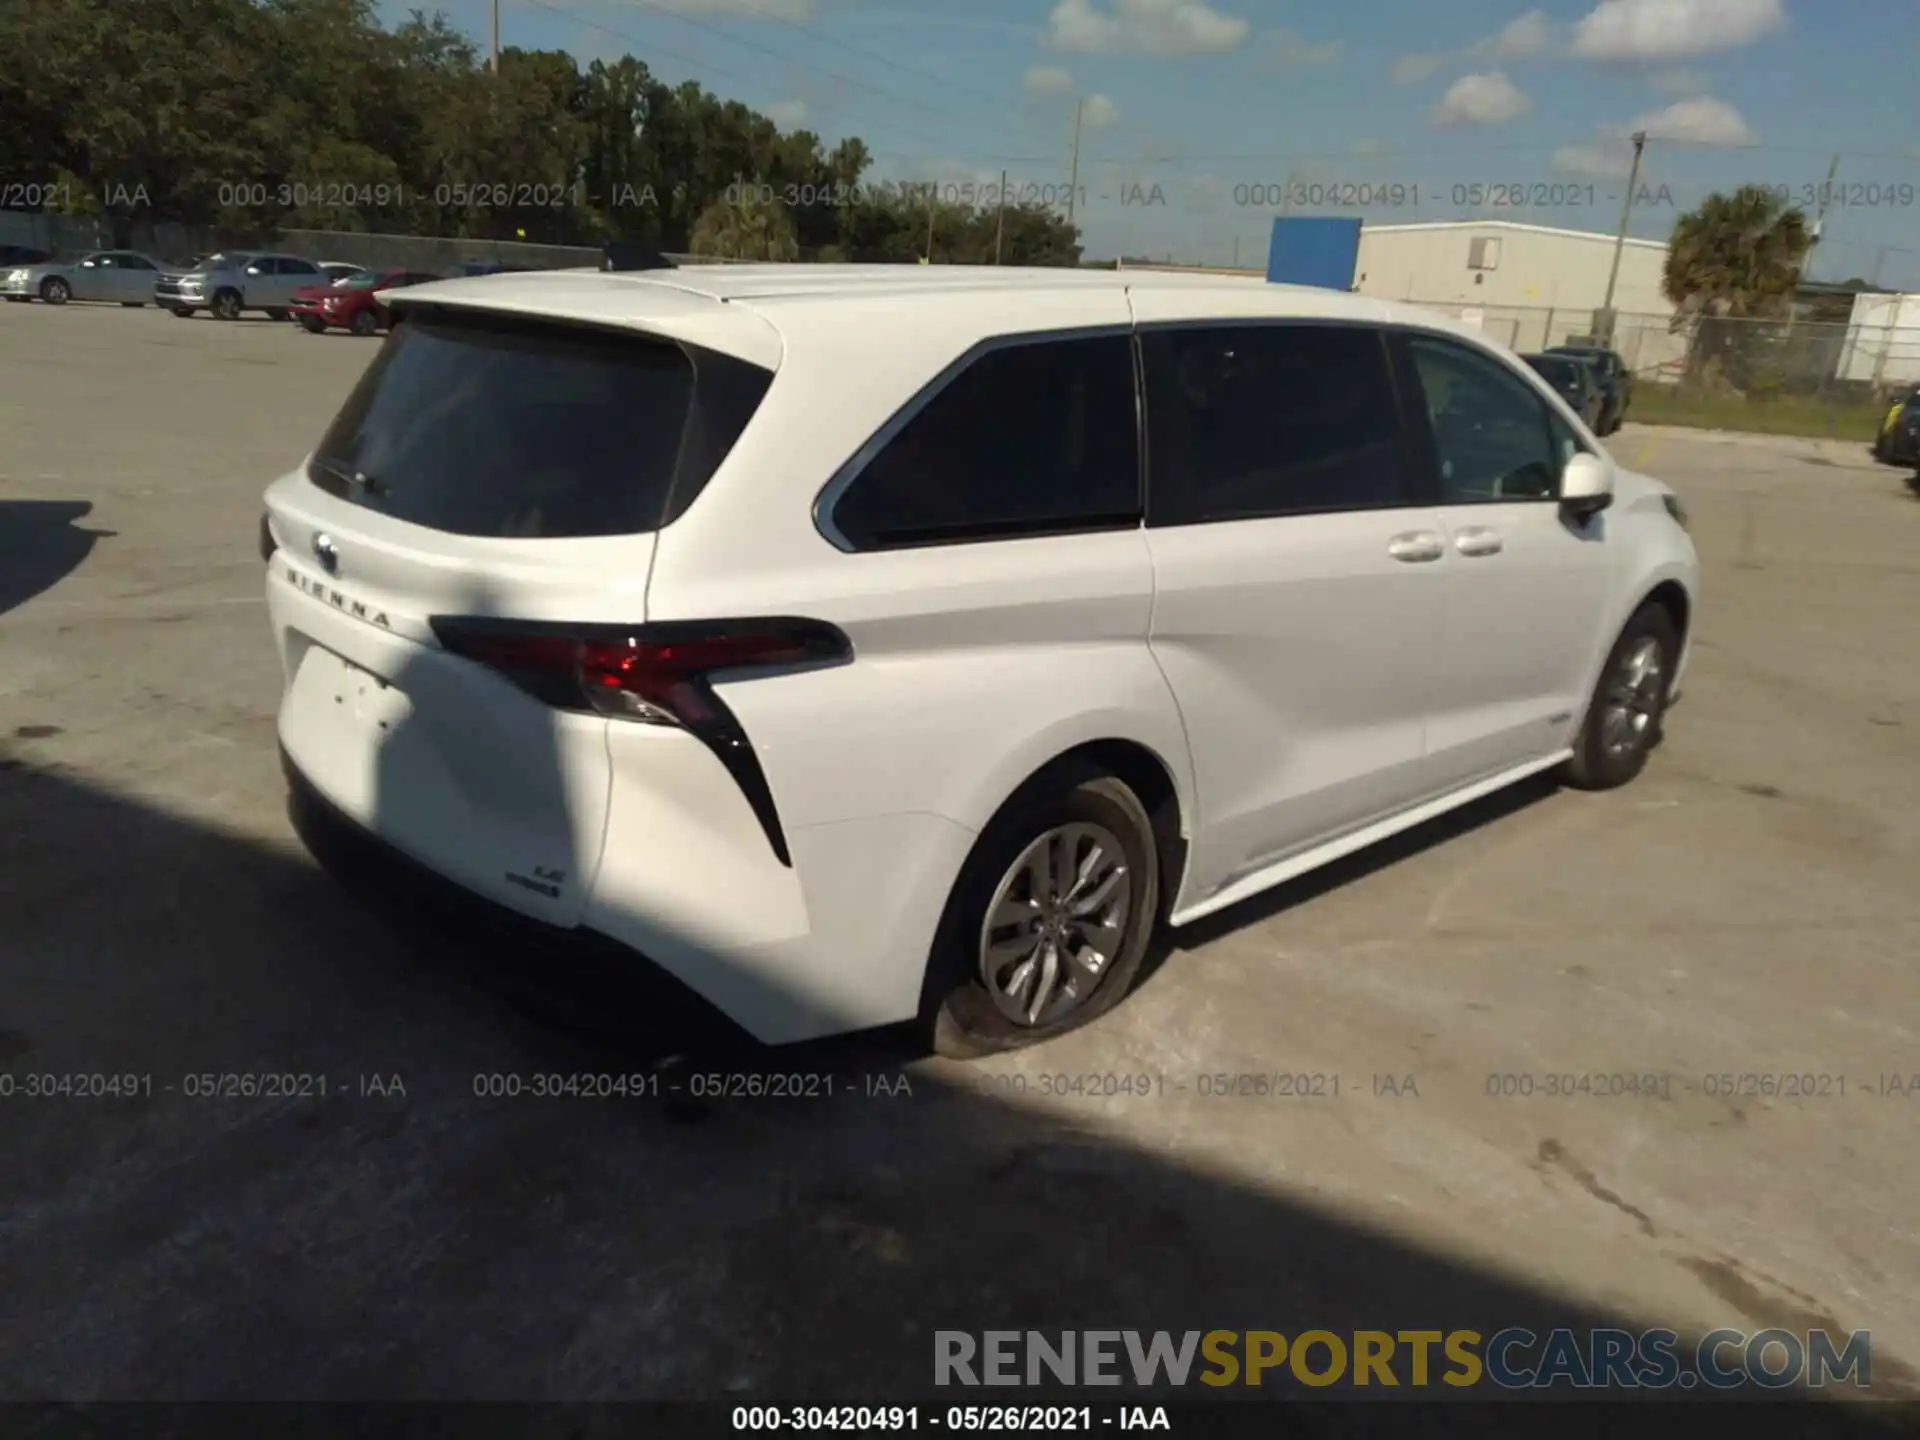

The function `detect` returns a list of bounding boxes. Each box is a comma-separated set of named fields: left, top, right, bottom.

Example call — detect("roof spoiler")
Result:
left=603, top=242, right=676, bottom=273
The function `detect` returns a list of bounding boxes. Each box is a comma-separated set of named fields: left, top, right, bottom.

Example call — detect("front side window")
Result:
left=1404, top=334, right=1561, bottom=504
left=1141, top=323, right=1412, bottom=525
left=278, top=258, right=319, bottom=276
left=829, top=334, right=1140, bottom=550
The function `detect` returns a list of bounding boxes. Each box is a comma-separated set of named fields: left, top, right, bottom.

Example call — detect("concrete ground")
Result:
left=2, top=301, right=1918, bottom=1409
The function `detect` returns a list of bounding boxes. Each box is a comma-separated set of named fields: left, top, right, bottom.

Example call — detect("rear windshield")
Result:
left=308, top=308, right=772, bottom=538
left=1526, top=357, right=1582, bottom=386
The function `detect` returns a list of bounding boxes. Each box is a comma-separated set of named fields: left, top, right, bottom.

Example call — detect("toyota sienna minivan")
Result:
left=263, top=263, right=1699, bottom=1057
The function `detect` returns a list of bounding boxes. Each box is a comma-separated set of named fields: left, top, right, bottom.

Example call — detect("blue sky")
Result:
left=382, top=0, right=1920, bottom=287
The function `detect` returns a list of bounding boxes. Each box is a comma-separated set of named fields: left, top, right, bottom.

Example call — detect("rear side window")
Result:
left=309, top=310, right=772, bottom=538
left=1141, top=323, right=1412, bottom=525
left=828, top=334, right=1139, bottom=550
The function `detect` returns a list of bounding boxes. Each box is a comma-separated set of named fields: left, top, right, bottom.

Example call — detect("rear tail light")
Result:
left=429, top=616, right=851, bottom=865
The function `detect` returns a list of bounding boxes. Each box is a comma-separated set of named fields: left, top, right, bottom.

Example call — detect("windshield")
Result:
left=308, top=310, right=771, bottom=538
left=337, top=274, right=381, bottom=289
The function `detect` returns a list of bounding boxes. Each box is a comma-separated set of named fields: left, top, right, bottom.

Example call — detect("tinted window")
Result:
left=1405, top=335, right=1559, bottom=503
left=310, top=311, right=772, bottom=538
left=278, top=257, right=319, bottom=275
left=1142, top=323, right=1410, bottom=525
left=116, top=254, right=155, bottom=270
left=830, top=334, right=1139, bottom=549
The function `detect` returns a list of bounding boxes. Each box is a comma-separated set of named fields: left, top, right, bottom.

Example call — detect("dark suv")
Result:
left=1546, top=343, right=1631, bottom=434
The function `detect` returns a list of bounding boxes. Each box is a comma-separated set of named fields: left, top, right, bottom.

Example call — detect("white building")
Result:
left=1354, top=220, right=1685, bottom=373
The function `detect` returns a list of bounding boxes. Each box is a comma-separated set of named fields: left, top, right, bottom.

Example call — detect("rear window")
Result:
left=1526, top=357, right=1581, bottom=386
left=308, top=309, right=772, bottom=538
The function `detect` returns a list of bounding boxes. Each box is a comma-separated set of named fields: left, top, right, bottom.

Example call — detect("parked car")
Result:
left=1546, top=343, right=1632, bottom=433
left=1520, top=352, right=1606, bottom=431
left=1871, top=385, right=1920, bottom=467
left=2, top=249, right=171, bottom=306
left=289, top=268, right=440, bottom=336
left=157, top=251, right=333, bottom=320
left=318, top=261, right=367, bottom=285
left=262, top=265, right=1698, bottom=1056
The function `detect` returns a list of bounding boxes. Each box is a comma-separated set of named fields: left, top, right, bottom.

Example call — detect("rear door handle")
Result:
left=1453, top=526, right=1504, bottom=557
left=1387, top=530, right=1445, bottom=563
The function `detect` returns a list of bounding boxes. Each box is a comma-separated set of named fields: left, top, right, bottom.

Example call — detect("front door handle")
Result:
left=1387, top=530, right=1445, bottom=563
left=1454, top=526, right=1504, bottom=557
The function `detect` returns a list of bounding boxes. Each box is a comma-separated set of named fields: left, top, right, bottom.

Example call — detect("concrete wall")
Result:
left=1354, top=222, right=1672, bottom=317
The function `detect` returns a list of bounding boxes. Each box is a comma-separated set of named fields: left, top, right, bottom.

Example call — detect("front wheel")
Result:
left=924, top=763, right=1160, bottom=1058
left=1563, top=602, right=1678, bottom=791
left=349, top=309, right=379, bottom=337
left=40, top=276, right=69, bottom=304
left=210, top=289, right=242, bottom=321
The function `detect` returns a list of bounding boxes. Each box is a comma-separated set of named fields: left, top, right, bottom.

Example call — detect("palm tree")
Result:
left=688, top=192, right=799, bottom=262
left=1663, top=185, right=1812, bottom=388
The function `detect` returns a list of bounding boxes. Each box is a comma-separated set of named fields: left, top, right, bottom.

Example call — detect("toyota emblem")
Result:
left=313, top=532, right=340, bottom=575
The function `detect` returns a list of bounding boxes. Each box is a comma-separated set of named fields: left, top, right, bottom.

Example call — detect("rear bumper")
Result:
left=282, top=744, right=752, bottom=1046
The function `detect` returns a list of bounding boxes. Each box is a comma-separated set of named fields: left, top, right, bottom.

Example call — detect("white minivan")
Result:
left=262, top=263, right=1699, bottom=1056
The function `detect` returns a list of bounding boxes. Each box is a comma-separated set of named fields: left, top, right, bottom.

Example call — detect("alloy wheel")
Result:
left=1599, top=636, right=1665, bottom=759
left=977, top=822, right=1132, bottom=1027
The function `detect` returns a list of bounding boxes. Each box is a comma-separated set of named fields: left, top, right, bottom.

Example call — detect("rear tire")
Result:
left=922, top=761, right=1160, bottom=1059
left=1563, top=603, right=1678, bottom=791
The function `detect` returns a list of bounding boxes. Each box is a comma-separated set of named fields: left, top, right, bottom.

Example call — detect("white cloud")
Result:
left=761, top=99, right=809, bottom=128
left=1081, top=93, right=1122, bottom=128
left=1552, top=142, right=1637, bottom=177
left=1046, top=0, right=1250, bottom=56
left=1262, top=27, right=1342, bottom=66
left=1023, top=64, right=1076, bottom=93
left=1646, top=66, right=1709, bottom=93
left=1626, top=95, right=1751, bottom=144
left=1430, top=71, right=1532, bottom=128
left=1571, top=0, right=1786, bottom=61
left=1492, top=8, right=1552, bottom=55
left=1393, top=8, right=1551, bottom=84
left=1392, top=52, right=1449, bottom=84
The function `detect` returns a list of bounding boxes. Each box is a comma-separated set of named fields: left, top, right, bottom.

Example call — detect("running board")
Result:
left=1168, top=751, right=1573, bottom=928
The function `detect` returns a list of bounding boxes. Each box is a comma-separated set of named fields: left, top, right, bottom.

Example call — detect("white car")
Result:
left=262, top=264, right=1699, bottom=1056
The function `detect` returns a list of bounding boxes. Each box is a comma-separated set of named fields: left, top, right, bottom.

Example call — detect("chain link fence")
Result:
left=1407, top=297, right=1919, bottom=441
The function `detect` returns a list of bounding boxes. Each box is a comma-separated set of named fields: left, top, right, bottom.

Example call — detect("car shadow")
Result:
left=0, top=500, right=115, bottom=616
left=5, top=749, right=1920, bottom=1418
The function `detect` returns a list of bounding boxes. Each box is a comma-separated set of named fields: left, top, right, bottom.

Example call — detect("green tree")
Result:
left=689, top=191, right=798, bottom=260
left=1664, top=185, right=1813, bottom=389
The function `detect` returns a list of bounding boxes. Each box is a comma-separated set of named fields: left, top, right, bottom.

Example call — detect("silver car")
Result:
left=2, top=250, right=171, bottom=306
left=156, top=252, right=332, bottom=320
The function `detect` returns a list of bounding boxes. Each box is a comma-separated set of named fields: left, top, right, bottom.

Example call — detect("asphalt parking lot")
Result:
left=3, top=300, right=1919, bottom=1408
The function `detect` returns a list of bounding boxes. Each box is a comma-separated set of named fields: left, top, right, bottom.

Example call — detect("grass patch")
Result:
left=1631, top=387, right=1886, bottom=443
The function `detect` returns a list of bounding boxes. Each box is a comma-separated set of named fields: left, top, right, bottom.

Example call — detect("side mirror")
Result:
left=1560, top=452, right=1614, bottom=522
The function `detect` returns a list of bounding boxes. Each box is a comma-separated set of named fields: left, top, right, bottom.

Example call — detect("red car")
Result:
left=289, top=268, right=439, bottom=336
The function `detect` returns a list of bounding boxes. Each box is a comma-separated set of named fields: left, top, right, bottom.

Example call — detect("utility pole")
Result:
left=1066, top=98, right=1084, bottom=229
left=994, top=168, right=1007, bottom=264
left=1800, top=152, right=1839, bottom=286
left=490, top=0, right=499, bottom=73
left=1599, top=130, right=1647, bottom=343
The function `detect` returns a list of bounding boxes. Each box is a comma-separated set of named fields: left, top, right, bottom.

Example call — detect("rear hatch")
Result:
left=266, top=299, right=776, bottom=923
